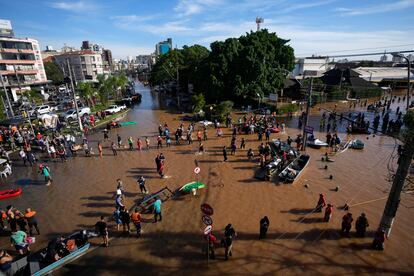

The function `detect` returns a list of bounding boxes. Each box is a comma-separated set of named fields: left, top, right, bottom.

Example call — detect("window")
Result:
left=91, top=56, right=95, bottom=62
left=82, top=64, right=86, bottom=69
left=92, top=64, right=96, bottom=69
left=81, top=56, right=85, bottom=62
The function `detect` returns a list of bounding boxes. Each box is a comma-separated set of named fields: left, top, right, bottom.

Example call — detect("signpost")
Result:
left=201, top=203, right=214, bottom=216
left=201, top=203, right=214, bottom=264
left=202, top=215, right=213, bottom=226
left=194, top=167, right=201, bottom=174
left=204, top=225, right=212, bottom=235
left=304, top=125, right=314, bottom=134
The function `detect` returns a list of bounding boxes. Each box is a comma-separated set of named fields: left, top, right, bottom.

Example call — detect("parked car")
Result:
left=35, top=105, right=55, bottom=115
left=60, top=107, right=91, bottom=121
left=105, top=105, right=126, bottom=115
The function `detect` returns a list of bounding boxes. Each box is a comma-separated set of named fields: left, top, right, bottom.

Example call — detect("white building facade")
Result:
left=292, top=57, right=330, bottom=78
left=54, top=50, right=104, bottom=82
left=0, top=36, right=48, bottom=101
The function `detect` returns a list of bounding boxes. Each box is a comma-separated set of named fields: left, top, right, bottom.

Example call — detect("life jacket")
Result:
left=131, top=212, right=141, bottom=223
left=66, top=239, right=76, bottom=251
left=25, top=211, right=36, bottom=218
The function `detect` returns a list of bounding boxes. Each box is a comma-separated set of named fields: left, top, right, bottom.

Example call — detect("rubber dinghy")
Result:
left=179, top=181, right=205, bottom=193
left=0, top=188, right=22, bottom=200
left=307, top=138, right=328, bottom=149
left=119, top=121, right=137, bottom=126
left=349, top=139, right=364, bottom=149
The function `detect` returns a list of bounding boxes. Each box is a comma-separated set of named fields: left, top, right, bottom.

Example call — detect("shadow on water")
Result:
left=15, top=178, right=45, bottom=186
left=58, top=229, right=408, bottom=276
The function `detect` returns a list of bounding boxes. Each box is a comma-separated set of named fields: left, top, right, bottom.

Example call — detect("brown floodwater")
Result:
left=1, top=81, right=413, bottom=275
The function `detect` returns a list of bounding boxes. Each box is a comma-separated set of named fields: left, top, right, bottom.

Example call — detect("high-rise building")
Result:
left=54, top=50, right=104, bottom=82
left=155, top=38, right=172, bottom=56
left=0, top=19, right=47, bottom=101
left=102, top=49, right=113, bottom=72
left=0, top=19, right=14, bottom=38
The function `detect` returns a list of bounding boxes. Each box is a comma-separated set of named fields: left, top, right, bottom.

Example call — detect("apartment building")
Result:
left=0, top=19, right=48, bottom=101
left=54, top=50, right=104, bottom=82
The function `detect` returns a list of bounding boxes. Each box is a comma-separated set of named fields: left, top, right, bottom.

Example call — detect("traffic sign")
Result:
left=202, top=215, right=213, bottom=226
left=204, top=225, right=212, bottom=235
left=194, top=167, right=201, bottom=174
left=201, top=203, right=214, bottom=216
left=304, top=125, right=314, bottom=134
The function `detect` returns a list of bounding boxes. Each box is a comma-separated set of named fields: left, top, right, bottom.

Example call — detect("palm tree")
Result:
left=116, top=74, right=129, bottom=98
left=97, top=74, right=111, bottom=105
left=78, top=82, right=96, bottom=107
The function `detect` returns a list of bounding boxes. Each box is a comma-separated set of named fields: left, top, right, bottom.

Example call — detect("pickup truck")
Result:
left=104, top=105, right=126, bottom=115
left=61, top=107, right=91, bottom=121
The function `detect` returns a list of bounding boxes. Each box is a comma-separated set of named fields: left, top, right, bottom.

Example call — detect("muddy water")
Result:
left=1, top=82, right=413, bottom=275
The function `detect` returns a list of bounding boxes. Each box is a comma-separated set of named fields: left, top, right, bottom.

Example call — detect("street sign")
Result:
left=194, top=167, right=201, bottom=174
left=201, top=203, right=214, bottom=216
left=202, top=215, right=213, bottom=226
left=304, top=125, right=314, bottom=134
left=204, top=225, right=212, bottom=235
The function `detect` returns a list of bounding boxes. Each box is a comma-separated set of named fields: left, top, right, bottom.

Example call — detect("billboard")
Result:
left=0, top=19, right=14, bottom=37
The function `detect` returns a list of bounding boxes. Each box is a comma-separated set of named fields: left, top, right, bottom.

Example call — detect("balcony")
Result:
left=0, top=59, right=36, bottom=64
left=0, top=48, right=34, bottom=54
left=0, top=70, right=38, bottom=75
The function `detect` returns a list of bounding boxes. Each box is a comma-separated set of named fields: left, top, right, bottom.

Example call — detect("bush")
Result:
left=276, top=103, right=298, bottom=115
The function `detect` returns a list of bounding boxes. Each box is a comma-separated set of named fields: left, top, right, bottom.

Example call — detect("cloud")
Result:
left=49, top=1, right=97, bottom=12
left=174, top=0, right=224, bottom=16
left=113, top=18, right=193, bottom=35
left=337, top=0, right=414, bottom=16
left=193, top=20, right=414, bottom=59
left=103, top=43, right=154, bottom=58
left=281, top=0, right=336, bottom=13
left=111, top=14, right=158, bottom=23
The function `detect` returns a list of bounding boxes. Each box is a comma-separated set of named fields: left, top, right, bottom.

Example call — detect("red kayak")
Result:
left=0, top=188, right=23, bottom=200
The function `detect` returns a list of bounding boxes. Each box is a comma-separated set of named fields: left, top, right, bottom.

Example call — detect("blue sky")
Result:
left=1, top=0, right=414, bottom=59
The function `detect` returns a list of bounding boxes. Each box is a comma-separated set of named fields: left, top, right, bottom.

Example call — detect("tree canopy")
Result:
left=44, top=61, right=64, bottom=85
left=150, top=29, right=295, bottom=105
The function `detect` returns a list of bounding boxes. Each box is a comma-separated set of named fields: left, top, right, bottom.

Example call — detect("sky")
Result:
left=1, top=0, right=414, bottom=59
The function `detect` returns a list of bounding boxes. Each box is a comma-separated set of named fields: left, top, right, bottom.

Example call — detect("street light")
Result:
left=391, top=53, right=411, bottom=110
left=256, top=93, right=261, bottom=110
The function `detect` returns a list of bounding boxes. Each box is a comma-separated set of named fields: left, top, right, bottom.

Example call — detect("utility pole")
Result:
left=13, top=65, right=34, bottom=133
left=391, top=53, right=411, bottom=110
left=406, top=59, right=411, bottom=110
left=0, top=73, right=14, bottom=118
left=302, top=77, right=313, bottom=151
left=176, top=66, right=180, bottom=109
left=377, top=111, right=414, bottom=241
left=0, top=96, right=8, bottom=119
left=66, top=59, right=83, bottom=132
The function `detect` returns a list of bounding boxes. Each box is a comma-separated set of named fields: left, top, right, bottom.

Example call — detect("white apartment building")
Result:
left=0, top=36, right=48, bottom=101
left=54, top=50, right=104, bottom=82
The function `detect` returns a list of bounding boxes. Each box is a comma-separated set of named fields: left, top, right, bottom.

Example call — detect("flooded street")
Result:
left=2, top=82, right=413, bottom=275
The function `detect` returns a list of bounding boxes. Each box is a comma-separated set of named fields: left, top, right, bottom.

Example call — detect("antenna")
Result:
left=256, top=17, right=264, bottom=31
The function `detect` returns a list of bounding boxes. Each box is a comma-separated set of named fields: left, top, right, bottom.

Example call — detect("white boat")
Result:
left=307, top=135, right=328, bottom=149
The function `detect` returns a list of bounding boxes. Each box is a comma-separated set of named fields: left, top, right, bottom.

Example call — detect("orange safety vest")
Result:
left=25, top=211, right=37, bottom=218
left=131, top=212, right=141, bottom=223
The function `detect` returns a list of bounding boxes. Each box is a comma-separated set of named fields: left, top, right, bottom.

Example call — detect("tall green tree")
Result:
left=78, top=82, right=96, bottom=107
left=115, top=74, right=129, bottom=98
left=44, top=62, right=64, bottom=84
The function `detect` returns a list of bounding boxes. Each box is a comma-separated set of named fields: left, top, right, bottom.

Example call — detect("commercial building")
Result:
left=155, top=38, right=172, bottom=56
left=0, top=19, right=48, bottom=101
left=54, top=50, right=104, bottom=82
left=292, top=56, right=331, bottom=78
left=102, top=49, right=113, bottom=73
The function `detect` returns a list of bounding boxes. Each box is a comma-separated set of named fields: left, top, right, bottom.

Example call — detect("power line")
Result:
left=297, top=44, right=414, bottom=57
